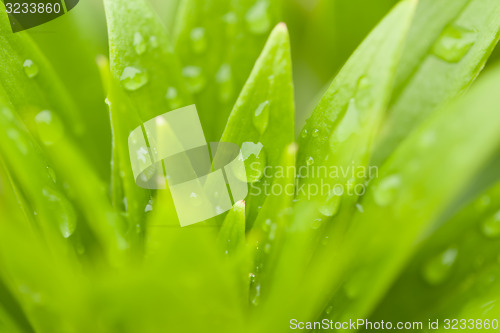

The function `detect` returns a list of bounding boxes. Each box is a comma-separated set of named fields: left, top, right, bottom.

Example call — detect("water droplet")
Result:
left=325, top=305, right=333, bottom=315
left=6, top=129, right=29, bottom=155
left=422, top=247, right=458, bottom=285
left=149, top=36, right=158, bottom=48
left=432, top=25, right=476, bottom=63
left=120, top=67, right=148, bottom=91
left=319, top=190, right=341, bottom=217
left=245, top=1, right=270, bottom=35
left=301, top=129, right=308, bottom=139
left=215, top=64, right=233, bottom=103
left=34, top=110, right=64, bottom=146
left=238, top=142, right=267, bottom=183
left=311, top=218, right=323, bottom=229
left=264, top=243, right=271, bottom=253
left=356, top=203, right=364, bottom=213
left=252, top=101, right=269, bottom=134
left=312, top=129, right=320, bottom=138
left=42, top=187, right=76, bottom=238
left=355, top=76, right=372, bottom=110
left=329, top=99, right=360, bottom=152
left=144, top=199, right=153, bottom=212
left=306, top=156, right=314, bottom=166
left=373, top=175, right=402, bottom=207
left=251, top=283, right=261, bottom=306
left=481, top=210, right=500, bottom=239
left=190, top=27, right=207, bottom=54
left=182, top=66, right=206, bottom=94
left=165, top=87, right=183, bottom=109
left=47, top=166, right=57, bottom=183
left=133, top=32, right=147, bottom=55
left=23, top=59, right=39, bottom=78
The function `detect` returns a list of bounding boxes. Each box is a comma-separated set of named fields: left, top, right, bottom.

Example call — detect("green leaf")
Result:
left=174, top=0, right=282, bottom=140
left=296, top=0, right=416, bottom=221
left=103, top=0, right=192, bottom=234
left=220, top=22, right=295, bottom=224
left=217, top=200, right=246, bottom=255
left=304, top=63, right=500, bottom=324
left=371, top=180, right=500, bottom=324
left=373, top=0, right=500, bottom=165
left=247, top=143, right=297, bottom=306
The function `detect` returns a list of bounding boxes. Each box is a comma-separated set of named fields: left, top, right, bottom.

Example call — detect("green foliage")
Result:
left=0, top=0, right=500, bottom=332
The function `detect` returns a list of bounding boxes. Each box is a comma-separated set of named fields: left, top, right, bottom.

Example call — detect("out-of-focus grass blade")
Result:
left=220, top=23, right=294, bottom=224
left=370, top=181, right=500, bottom=325
left=0, top=6, right=82, bottom=135
left=0, top=164, right=36, bottom=333
left=373, top=0, right=500, bottom=165
left=0, top=95, right=78, bottom=264
left=174, top=0, right=282, bottom=140
left=296, top=0, right=416, bottom=222
left=27, top=6, right=111, bottom=178
left=303, top=63, right=500, bottom=325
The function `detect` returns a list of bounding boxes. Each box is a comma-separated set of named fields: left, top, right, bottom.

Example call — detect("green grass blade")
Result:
left=220, top=23, right=295, bottom=224
left=373, top=0, right=500, bottom=165
left=305, top=63, right=500, bottom=324
left=104, top=0, right=192, bottom=121
left=296, top=0, right=416, bottom=221
left=174, top=0, right=282, bottom=140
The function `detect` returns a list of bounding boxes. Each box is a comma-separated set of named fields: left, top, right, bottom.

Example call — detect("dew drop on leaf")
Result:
left=245, top=1, right=270, bottom=35
left=144, top=198, right=153, bottom=213
left=23, top=59, right=39, bottom=78
left=34, top=110, right=64, bottom=146
left=373, top=174, right=401, bottom=206
left=311, top=218, right=323, bottom=229
left=319, top=191, right=341, bottom=217
left=120, top=66, right=148, bottom=91
left=306, top=156, right=314, bottom=166
left=481, top=210, right=500, bottom=239
left=42, top=187, right=76, bottom=238
left=432, top=25, right=476, bottom=63
left=252, top=101, right=269, bottom=135
left=215, top=64, right=233, bottom=103
left=329, top=99, right=360, bottom=152
left=422, top=247, right=458, bottom=286
left=133, top=32, right=147, bottom=55
left=182, top=66, right=206, bottom=94
left=6, top=129, right=29, bottom=155
left=301, top=129, right=308, bottom=139
left=190, top=27, right=207, bottom=54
